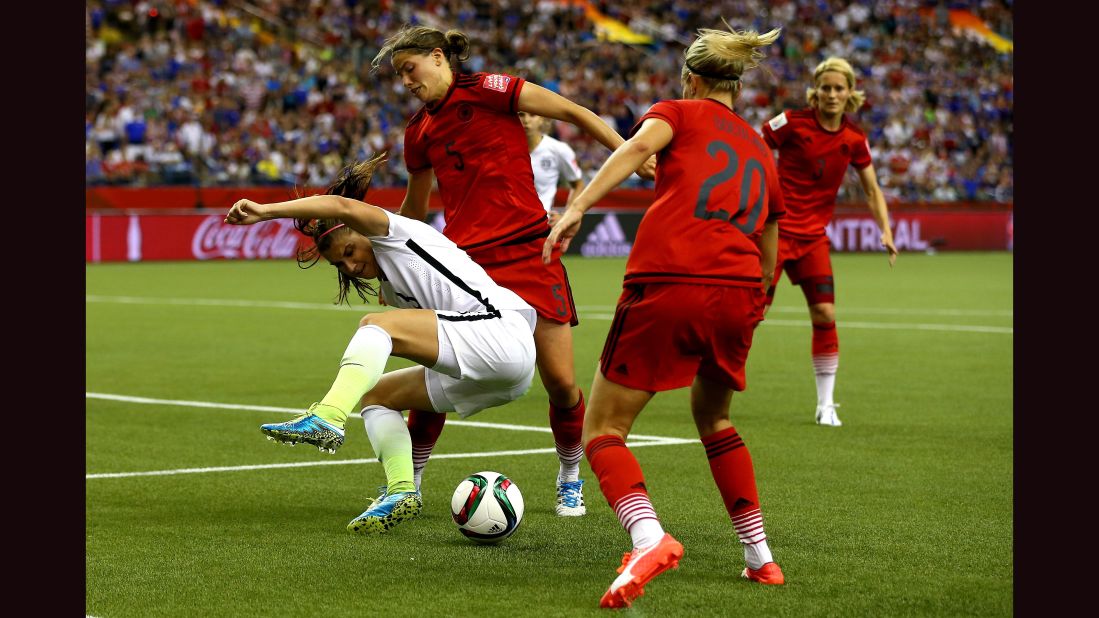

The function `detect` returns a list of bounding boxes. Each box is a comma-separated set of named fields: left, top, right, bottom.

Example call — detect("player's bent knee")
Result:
left=809, top=303, right=835, bottom=324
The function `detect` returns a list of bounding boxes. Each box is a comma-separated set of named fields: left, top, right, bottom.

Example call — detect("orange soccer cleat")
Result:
left=741, top=562, right=785, bottom=585
left=599, top=533, right=685, bottom=609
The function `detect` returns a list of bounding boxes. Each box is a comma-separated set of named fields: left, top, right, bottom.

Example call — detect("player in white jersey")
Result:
left=519, top=111, right=584, bottom=224
left=223, top=155, right=537, bottom=534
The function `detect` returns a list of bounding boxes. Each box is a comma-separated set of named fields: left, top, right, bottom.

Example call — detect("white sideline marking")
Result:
left=580, top=304, right=1014, bottom=317
left=85, top=439, right=697, bottom=480
left=84, top=392, right=677, bottom=442
left=762, top=318, right=1012, bottom=334
left=85, top=294, right=386, bottom=314
left=90, top=295, right=1013, bottom=318
left=87, top=295, right=1011, bottom=334
left=85, top=392, right=697, bottom=479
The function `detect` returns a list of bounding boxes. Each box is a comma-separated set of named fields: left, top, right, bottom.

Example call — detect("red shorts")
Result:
left=473, top=241, right=578, bottom=326
left=768, top=234, right=835, bottom=306
left=600, top=283, right=765, bottom=393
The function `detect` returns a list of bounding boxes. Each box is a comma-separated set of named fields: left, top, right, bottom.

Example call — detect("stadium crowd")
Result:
left=85, top=0, right=1013, bottom=203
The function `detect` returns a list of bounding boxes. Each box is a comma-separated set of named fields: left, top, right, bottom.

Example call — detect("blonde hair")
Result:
left=681, top=20, right=781, bottom=96
left=806, top=57, right=866, bottom=113
left=371, top=25, right=471, bottom=72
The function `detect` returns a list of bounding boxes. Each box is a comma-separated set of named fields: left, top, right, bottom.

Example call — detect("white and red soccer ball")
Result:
left=450, top=471, right=524, bottom=543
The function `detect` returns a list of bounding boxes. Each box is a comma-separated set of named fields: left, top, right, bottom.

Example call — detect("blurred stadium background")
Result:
left=86, top=0, right=1012, bottom=203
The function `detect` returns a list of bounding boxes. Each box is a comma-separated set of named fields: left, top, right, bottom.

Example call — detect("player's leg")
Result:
left=694, top=284, right=783, bottom=583
left=260, top=309, right=440, bottom=451
left=346, top=367, right=436, bottom=534
left=406, top=408, right=445, bottom=491
left=534, top=316, right=587, bottom=516
left=691, top=376, right=784, bottom=585
left=585, top=371, right=682, bottom=608
left=797, top=237, right=841, bottom=426
left=590, top=283, right=696, bottom=608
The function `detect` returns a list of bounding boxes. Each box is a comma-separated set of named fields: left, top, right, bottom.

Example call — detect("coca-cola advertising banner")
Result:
left=86, top=214, right=308, bottom=262
left=86, top=210, right=1012, bottom=263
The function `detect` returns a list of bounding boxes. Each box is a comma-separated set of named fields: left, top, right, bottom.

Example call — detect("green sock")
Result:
left=362, top=405, right=417, bottom=494
left=314, top=325, right=393, bottom=427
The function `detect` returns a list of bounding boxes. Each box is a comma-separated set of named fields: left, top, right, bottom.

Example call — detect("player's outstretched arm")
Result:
left=856, top=164, right=898, bottom=267
left=225, top=195, right=391, bottom=237
left=543, top=118, right=673, bottom=263
left=397, top=169, right=435, bottom=222
left=517, top=83, right=656, bottom=179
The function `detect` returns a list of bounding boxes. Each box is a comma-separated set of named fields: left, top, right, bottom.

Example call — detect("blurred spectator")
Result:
left=85, top=0, right=1013, bottom=202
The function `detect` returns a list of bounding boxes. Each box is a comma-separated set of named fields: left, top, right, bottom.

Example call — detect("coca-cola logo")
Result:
left=191, top=215, right=303, bottom=260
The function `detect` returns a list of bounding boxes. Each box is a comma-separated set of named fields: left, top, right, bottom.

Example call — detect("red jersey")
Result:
left=760, top=108, right=871, bottom=239
left=625, top=99, right=784, bottom=289
left=404, top=71, right=548, bottom=257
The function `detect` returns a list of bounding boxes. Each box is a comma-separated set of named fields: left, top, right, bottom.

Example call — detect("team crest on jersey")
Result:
left=457, top=102, right=474, bottom=122
left=768, top=112, right=788, bottom=131
left=483, top=74, right=511, bottom=92
left=540, top=158, right=553, bottom=170
left=840, top=143, right=850, bottom=156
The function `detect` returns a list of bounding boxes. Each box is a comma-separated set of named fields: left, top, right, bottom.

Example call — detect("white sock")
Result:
left=743, top=539, right=774, bottom=570
left=812, top=353, right=839, bottom=406
left=614, top=493, right=665, bottom=549
left=558, top=461, right=581, bottom=484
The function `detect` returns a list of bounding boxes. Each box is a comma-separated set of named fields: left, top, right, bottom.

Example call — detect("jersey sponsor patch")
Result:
left=768, top=112, right=788, bottom=131
left=483, top=74, right=511, bottom=92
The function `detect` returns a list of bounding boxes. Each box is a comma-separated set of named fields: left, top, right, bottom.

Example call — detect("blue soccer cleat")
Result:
left=260, top=405, right=345, bottom=453
left=346, top=490, right=423, bottom=534
left=556, top=478, right=586, bottom=516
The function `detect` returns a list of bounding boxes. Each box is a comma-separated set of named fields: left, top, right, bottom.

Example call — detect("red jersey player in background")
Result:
left=370, top=25, right=655, bottom=517
left=761, top=56, right=898, bottom=427
left=546, top=22, right=786, bottom=608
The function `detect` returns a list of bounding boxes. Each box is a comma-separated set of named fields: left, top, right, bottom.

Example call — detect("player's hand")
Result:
left=543, top=207, right=583, bottom=264
left=635, top=155, right=657, bottom=180
left=225, top=199, right=267, bottom=225
left=881, top=233, right=898, bottom=268
left=547, top=210, right=561, bottom=227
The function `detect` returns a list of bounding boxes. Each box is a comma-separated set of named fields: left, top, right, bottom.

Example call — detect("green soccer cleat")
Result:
left=347, top=491, right=423, bottom=535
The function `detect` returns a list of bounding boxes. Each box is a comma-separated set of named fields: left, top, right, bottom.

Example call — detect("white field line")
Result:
left=761, top=318, right=1012, bottom=334
left=580, top=304, right=1013, bottom=317
left=89, top=295, right=1012, bottom=318
left=87, top=295, right=1011, bottom=334
left=84, top=392, right=677, bottom=442
left=85, top=439, right=697, bottom=480
left=85, top=392, right=697, bottom=479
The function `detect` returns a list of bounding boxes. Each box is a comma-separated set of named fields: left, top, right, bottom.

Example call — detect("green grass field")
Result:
left=86, top=252, right=1013, bottom=617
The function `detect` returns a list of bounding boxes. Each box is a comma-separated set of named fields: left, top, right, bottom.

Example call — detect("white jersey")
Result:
left=529, top=135, right=582, bottom=212
left=371, top=211, right=536, bottom=330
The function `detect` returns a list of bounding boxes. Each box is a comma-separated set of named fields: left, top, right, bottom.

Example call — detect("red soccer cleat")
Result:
left=599, top=533, right=685, bottom=608
left=741, top=562, right=785, bottom=585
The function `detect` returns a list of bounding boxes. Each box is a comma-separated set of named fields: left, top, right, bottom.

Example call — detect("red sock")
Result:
left=586, top=434, right=659, bottom=532
left=549, top=390, right=585, bottom=478
left=408, top=409, right=446, bottom=484
left=811, top=321, right=839, bottom=356
left=701, top=427, right=768, bottom=544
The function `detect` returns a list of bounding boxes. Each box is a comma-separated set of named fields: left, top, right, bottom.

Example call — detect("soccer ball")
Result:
left=450, top=471, right=525, bottom=543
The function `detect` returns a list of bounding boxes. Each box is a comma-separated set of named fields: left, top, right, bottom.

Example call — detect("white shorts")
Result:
left=424, top=308, right=537, bottom=417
